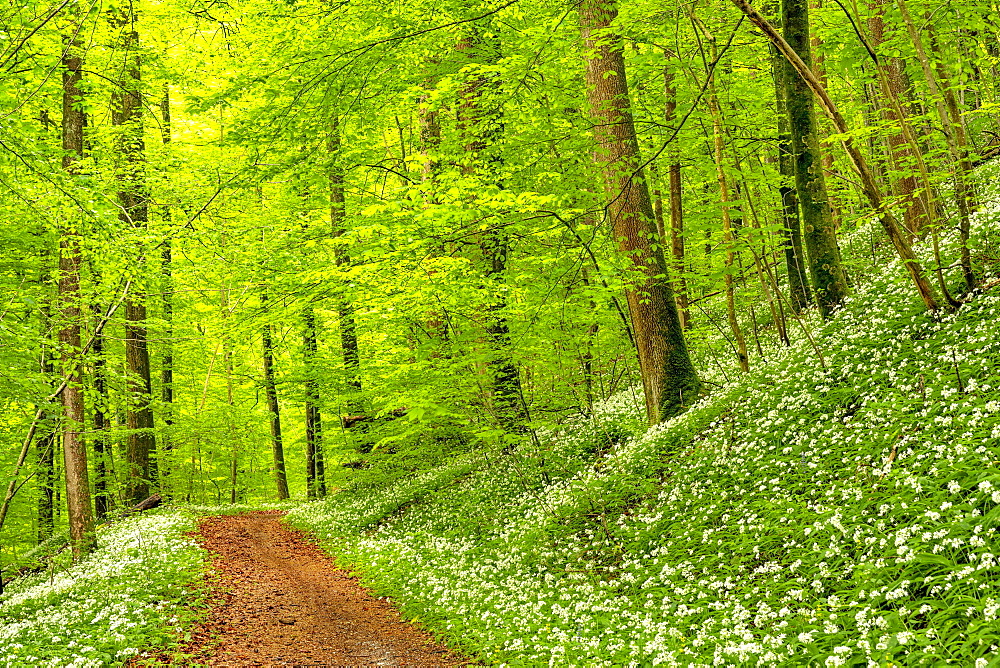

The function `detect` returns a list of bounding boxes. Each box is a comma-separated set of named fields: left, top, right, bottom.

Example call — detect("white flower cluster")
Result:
left=0, top=511, right=203, bottom=666
left=285, top=185, right=1000, bottom=665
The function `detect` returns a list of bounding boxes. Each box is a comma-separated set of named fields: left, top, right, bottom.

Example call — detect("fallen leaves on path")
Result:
left=136, top=511, right=471, bottom=666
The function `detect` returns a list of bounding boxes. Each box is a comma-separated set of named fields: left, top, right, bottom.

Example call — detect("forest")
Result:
left=2, top=0, right=1000, bottom=664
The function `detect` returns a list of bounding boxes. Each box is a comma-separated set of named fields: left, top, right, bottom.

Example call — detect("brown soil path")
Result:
left=138, top=511, right=470, bottom=666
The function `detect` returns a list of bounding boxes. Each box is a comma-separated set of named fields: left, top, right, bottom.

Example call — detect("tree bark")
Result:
left=111, top=8, right=155, bottom=502
left=580, top=0, right=701, bottom=424
left=59, top=32, right=96, bottom=557
left=261, top=293, right=289, bottom=500
left=782, top=0, right=848, bottom=317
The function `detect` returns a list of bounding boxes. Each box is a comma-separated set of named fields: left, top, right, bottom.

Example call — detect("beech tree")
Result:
left=580, top=0, right=701, bottom=423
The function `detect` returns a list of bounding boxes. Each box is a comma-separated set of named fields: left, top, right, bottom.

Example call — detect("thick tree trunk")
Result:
left=112, top=10, right=155, bottom=503
left=580, top=0, right=701, bottom=424
left=59, top=34, right=95, bottom=557
left=782, top=0, right=848, bottom=317
left=261, top=293, right=289, bottom=500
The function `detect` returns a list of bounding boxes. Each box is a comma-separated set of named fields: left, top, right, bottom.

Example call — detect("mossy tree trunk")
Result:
left=782, top=0, right=848, bottom=318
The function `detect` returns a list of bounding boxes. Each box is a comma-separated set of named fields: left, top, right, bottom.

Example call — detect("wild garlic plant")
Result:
left=0, top=511, right=204, bottom=667
left=288, top=206, right=1000, bottom=666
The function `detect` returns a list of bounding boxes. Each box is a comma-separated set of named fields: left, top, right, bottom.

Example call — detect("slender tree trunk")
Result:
left=329, top=118, right=362, bottom=396
left=705, top=46, right=749, bottom=372
left=36, top=431, right=54, bottom=543
left=922, top=14, right=976, bottom=289
left=868, top=4, right=928, bottom=240
left=91, top=302, right=110, bottom=519
left=664, top=55, right=691, bottom=330
left=782, top=0, right=848, bottom=317
left=59, top=32, right=95, bottom=557
left=35, top=266, right=56, bottom=541
left=261, top=293, right=289, bottom=500
left=303, top=306, right=326, bottom=499
left=160, top=86, right=175, bottom=492
left=111, top=9, right=155, bottom=502
left=580, top=0, right=701, bottom=424
left=457, top=30, right=529, bottom=430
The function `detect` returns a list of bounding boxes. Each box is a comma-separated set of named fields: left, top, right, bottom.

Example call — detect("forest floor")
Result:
left=134, top=511, right=471, bottom=667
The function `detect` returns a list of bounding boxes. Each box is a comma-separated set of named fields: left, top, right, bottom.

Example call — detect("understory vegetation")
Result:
left=288, top=214, right=1000, bottom=666
left=2, top=212, right=998, bottom=664
left=0, top=510, right=204, bottom=667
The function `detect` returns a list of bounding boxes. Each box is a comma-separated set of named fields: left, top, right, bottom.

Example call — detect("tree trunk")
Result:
left=261, top=293, right=289, bottom=500
left=664, top=55, right=691, bottom=330
left=808, top=0, right=843, bottom=228
left=730, top=0, right=940, bottom=311
left=329, top=118, right=362, bottom=396
left=705, top=46, right=750, bottom=372
left=457, top=30, right=529, bottom=431
left=867, top=3, right=928, bottom=240
left=767, top=4, right=812, bottom=313
left=36, top=269, right=56, bottom=541
left=580, top=0, right=701, bottom=424
left=923, top=13, right=976, bottom=289
left=160, top=86, right=175, bottom=492
left=111, top=9, right=155, bottom=503
left=91, top=302, right=110, bottom=519
left=59, top=33, right=96, bottom=557
left=782, top=0, right=848, bottom=317
left=303, top=306, right=326, bottom=499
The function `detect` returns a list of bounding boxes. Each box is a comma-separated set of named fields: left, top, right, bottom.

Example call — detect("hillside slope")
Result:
left=289, top=214, right=1000, bottom=666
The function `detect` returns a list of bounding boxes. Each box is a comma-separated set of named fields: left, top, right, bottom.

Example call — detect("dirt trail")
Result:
left=139, top=511, right=469, bottom=666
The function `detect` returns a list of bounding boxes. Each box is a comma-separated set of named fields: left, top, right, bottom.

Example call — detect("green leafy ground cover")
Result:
left=288, top=215, right=1000, bottom=665
left=0, top=510, right=205, bottom=667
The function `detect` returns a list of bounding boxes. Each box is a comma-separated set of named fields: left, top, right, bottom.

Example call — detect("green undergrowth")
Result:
left=288, top=211, right=1000, bottom=665
left=0, top=509, right=207, bottom=667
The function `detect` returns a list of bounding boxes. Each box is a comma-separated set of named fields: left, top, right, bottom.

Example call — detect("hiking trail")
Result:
left=135, top=511, right=470, bottom=666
